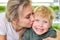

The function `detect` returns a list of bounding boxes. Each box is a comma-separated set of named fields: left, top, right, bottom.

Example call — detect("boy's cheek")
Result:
left=33, top=22, right=37, bottom=26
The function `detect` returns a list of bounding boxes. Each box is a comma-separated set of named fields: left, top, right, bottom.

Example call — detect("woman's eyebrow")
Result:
left=26, top=13, right=31, bottom=16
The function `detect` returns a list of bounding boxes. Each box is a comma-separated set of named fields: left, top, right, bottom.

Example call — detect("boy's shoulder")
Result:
left=24, top=28, right=32, bottom=33
left=26, top=28, right=32, bottom=31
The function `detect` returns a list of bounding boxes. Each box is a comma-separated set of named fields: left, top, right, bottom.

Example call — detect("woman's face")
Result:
left=32, top=15, right=50, bottom=35
left=17, top=5, right=34, bottom=29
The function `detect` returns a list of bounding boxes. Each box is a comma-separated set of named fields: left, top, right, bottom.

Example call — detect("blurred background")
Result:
left=0, top=0, right=60, bottom=30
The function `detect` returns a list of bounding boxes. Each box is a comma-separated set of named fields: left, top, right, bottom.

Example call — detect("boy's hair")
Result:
left=34, top=6, right=55, bottom=25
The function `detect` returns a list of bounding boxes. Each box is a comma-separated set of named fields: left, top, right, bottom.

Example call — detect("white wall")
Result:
left=0, top=0, right=59, bottom=6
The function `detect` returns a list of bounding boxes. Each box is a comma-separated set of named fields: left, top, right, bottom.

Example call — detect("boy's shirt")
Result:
left=22, top=27, right=56, bottom=40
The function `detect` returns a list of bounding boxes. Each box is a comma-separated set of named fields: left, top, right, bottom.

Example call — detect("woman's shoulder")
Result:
left=0, top=13, right=10, bottom=25
left=0, top=13, right=5, bottom=18
left=0, top=13, right=6, bottom=23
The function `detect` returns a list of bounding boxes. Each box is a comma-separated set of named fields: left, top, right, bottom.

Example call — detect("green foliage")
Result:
left=32, top=6, right=38, bottom=9
left=32, top=6, right=59, bottom=12
left=0, top=6, right=5, bottom=12
left=52, top=23, right=60, bottom=30
left=0, top=6, right=59, bottom=12
left=49, top=6, right=59, bottom=12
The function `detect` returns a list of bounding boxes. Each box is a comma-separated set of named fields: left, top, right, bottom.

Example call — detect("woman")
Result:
left=0, top=0, right=34, bottom=40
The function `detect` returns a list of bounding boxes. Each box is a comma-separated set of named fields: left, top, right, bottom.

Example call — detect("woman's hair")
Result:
left=34, top=6, right=55, bottom=25
left=6, top=0, right=31, bottom=22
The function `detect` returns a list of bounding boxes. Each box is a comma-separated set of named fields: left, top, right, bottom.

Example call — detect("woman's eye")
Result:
left=26, top=16, right=30, bottom=19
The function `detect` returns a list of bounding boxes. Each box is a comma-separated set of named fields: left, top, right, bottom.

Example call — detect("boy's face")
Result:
left=32, top=15, right=50, bottom=35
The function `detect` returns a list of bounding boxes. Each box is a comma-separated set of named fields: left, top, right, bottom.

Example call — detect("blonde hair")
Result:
left=34, top=6, right=55, bottom=25
left=6, top=0, right=31, bottom=22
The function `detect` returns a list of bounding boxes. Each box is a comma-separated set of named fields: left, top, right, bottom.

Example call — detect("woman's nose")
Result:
left=31, top=15, right=35, bottom=22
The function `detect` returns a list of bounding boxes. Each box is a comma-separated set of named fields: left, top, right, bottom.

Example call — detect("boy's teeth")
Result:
left=36, top=28, right=44, bottom=31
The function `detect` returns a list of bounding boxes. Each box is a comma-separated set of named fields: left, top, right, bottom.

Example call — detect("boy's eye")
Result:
left=43, top=21, right=48, bottom=23
left=35, top=19, right=40, bottom=22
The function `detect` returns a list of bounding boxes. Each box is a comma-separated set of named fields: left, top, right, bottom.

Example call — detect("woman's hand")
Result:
left=43, top=37, right=56, bottom=40
left=0, top=35, right=6, bottom=40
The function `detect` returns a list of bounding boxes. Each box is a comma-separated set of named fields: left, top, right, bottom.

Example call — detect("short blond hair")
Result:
left=6, top=0, right=31, bottom=22
left=34, top=6, right=55, bottom=25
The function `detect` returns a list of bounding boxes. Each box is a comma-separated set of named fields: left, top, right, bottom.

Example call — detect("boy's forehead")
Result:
left=35, top=14, right=50, bottom=20
left=35, top=16, right=50, bottom=22
left=35, top=12, right=50, bottom=18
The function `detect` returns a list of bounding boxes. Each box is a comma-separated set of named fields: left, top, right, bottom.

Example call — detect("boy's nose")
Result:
left=39, top=22, right=43, bottom=27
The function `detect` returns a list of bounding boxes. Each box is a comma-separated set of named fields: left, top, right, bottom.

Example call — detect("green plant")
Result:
left=52, top=23, right=60, bottom=30
left=32, top=6, right=38, bottom=9
left=0, top=6, right=6, bottom=12
left=49, top=6, right=59, bottom=12
left=32, top=6, right=59, bottom=12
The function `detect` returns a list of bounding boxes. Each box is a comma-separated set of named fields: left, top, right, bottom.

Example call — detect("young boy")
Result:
left=22, top=6, right=56, bottom=40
